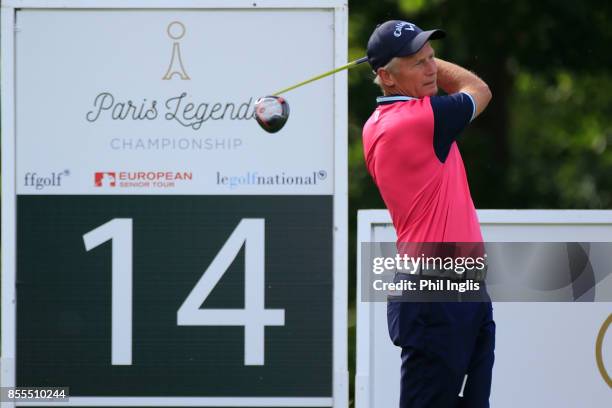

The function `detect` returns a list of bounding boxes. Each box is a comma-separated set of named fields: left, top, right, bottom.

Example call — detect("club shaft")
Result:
left=272, top=56, right=368, bottom=96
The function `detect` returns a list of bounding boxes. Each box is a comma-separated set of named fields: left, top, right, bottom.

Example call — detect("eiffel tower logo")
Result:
left=163, top=21, right=190, bottom=80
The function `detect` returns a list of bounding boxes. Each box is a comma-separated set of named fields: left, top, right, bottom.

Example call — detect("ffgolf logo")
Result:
left=163, top=21, right=190, bottom=80
left=394, top=22, right=415, bottom=37
left=95, top=172, right=117, bottom=187
left=24, top=170, right=70, bottom=190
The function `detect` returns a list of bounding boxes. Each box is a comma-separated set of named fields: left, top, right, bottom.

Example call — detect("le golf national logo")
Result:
left=94, top=171, right=193, bottom=189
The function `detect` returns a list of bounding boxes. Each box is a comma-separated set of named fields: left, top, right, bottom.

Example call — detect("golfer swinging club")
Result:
left=362, top=20, right=495, bottom=407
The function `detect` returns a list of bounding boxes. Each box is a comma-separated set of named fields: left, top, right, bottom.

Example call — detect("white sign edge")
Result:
left=2, top=0, right=348, bottom=9
left=1, top=5, right=18, bottom=408
left=332, top=4, right=349, bottom=408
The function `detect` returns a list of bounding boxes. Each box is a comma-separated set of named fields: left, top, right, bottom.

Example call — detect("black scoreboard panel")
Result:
left=17, top=195, right=333, bottom=398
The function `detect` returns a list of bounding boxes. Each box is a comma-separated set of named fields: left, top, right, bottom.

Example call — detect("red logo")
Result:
left=95, top=172, right=116, bottom=187
left=93, top=171, right=191, bottom=188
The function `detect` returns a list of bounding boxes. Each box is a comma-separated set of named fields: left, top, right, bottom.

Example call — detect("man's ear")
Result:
left=377, top=67, right=395, bottom=87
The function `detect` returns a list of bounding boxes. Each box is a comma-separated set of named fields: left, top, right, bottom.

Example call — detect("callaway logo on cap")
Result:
left=367, top=20, right=446, bottom=71
left=393, top=21, right=416, bottom=37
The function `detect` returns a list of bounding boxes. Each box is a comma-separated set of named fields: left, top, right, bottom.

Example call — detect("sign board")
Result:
left=356, top=210, right=612, bottom=408
left=1, top=1, right=348, bottom=407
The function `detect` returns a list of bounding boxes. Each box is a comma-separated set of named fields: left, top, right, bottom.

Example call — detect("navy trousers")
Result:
left=387, top=299, right=495, bottom=408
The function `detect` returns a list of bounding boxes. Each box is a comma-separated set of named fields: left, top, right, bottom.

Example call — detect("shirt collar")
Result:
left=376, top=94, right=417, bottom=105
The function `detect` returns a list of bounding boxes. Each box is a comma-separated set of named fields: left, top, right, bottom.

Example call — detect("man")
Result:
left=362, top=20, right=495, bottom=407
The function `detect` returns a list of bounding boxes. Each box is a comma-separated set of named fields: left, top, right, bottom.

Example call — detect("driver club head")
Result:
left=254, top=96, right=290, bottom=133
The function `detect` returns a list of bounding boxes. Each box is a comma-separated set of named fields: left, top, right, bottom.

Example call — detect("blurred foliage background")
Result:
left=347, top=0, right=612, bottom=404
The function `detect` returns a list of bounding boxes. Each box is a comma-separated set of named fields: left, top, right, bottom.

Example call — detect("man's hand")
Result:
left=435, top=58, right=492, bottom=119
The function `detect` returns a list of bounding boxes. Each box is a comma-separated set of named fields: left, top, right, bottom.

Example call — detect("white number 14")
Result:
left=83, top=218, right=285, bottom=366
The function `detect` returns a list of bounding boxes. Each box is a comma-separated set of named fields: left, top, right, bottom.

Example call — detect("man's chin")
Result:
left=423, top=86, right=438, bottom=97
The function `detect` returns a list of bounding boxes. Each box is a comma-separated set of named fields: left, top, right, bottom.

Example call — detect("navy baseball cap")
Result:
left=367, top=20, right=446, bottom=71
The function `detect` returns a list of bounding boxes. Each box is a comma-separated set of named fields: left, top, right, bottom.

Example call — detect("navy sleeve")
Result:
left=430, top=92, right=475, bottom=163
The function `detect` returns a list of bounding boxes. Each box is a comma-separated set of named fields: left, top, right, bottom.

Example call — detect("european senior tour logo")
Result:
left=85, top=21, right=256, bottom=142
left=94, top=171, right=193, bottom=189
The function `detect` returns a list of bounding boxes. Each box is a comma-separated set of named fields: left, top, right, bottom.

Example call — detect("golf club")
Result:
left=255, top=56, right=368, bottom=133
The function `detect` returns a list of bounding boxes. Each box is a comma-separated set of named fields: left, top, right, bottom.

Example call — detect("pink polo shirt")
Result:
left=362, top=93, right=482, bottom=243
